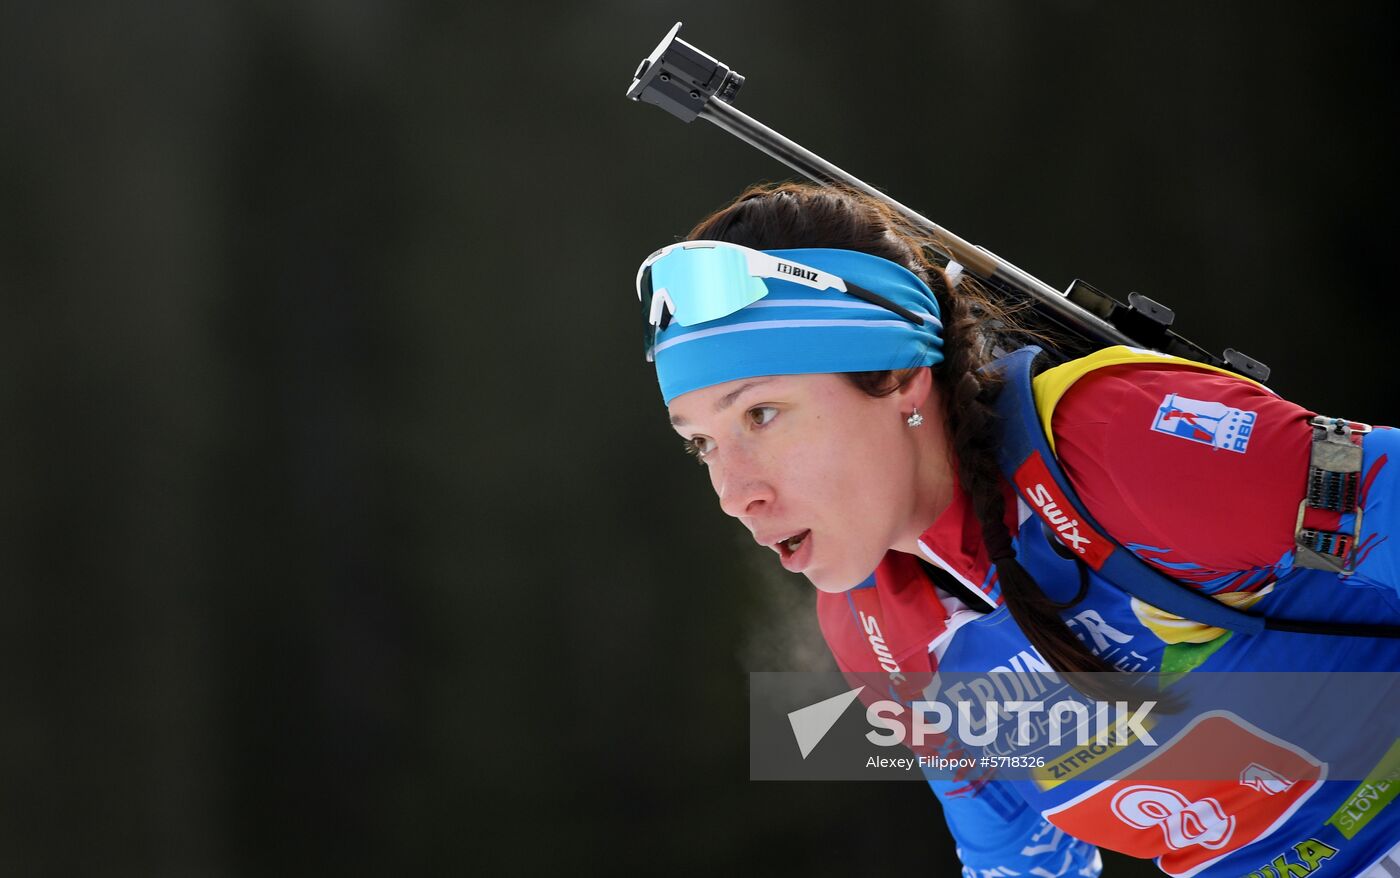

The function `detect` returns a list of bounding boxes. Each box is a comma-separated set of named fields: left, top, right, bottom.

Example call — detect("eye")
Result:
left=682, top=435, right=714, bottom=463
left=748, top=406, right=778, bottom=427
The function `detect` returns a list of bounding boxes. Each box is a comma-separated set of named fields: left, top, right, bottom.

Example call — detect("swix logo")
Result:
left=1026, top=483, right=1091, bottom=553
left=858, top=611, right=902, bottom=675
left=1110, top=785, right=1235, bottom=851
left=776, top=262, right=818, bottom=282
left=1013, top=452, right=1112, bottom=569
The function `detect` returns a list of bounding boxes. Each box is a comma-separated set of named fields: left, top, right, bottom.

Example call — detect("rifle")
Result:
left=626, top=23, right=1270, bottom=382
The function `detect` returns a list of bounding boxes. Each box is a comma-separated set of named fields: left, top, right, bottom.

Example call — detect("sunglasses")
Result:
left=636, top=240, right=926, bottom=361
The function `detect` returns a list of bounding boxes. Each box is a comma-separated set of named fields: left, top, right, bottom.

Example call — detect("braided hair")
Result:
left=687, top=182, right=1117, bottom=676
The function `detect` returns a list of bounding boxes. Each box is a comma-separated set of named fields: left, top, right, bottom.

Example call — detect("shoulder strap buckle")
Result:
left=1294, top=416, right=1372, bottom=574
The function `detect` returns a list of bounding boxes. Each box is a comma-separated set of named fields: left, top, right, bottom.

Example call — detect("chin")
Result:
left=805, top=567, right=866, bottom=595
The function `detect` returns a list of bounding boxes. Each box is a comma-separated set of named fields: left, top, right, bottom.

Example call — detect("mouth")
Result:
left=772, top=529, right=813, bottom=572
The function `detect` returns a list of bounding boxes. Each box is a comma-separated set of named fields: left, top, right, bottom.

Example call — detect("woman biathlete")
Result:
left=636, top=182, right=1400, bottom=877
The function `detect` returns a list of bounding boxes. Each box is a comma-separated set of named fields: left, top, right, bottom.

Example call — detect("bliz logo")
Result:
left=1151, top=393, right=1257, bottom=453
left=776, top=262, right=818, bottom=282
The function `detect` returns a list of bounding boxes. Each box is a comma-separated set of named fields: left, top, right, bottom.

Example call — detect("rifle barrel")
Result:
left=700, top=98, right=1136, bottom=347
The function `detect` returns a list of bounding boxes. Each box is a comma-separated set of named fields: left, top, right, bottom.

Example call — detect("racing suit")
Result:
left=817, top=347, right=1400, bottom=877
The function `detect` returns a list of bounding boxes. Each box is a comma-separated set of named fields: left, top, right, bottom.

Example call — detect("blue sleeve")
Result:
left=1346, top=426, right=1399, bottom=596
left=929, top=777, right=1101, bottom=878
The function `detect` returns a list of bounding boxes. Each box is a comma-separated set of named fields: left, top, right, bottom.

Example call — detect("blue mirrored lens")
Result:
left=651, top=246, right=768, bottom=326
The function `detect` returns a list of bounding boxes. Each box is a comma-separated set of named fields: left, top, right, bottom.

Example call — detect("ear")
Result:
left=893, top=366, right=936, bottom=413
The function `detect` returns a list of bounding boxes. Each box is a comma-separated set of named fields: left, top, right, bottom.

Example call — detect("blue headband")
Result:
left=652, top=248, right=945, bottom=404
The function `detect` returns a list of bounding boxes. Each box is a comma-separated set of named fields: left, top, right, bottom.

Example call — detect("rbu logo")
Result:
left=1151, top=393, right=1257, bottom=453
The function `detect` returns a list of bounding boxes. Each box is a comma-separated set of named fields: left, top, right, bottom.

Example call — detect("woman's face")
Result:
left=666, top=371, right=948, bottom=593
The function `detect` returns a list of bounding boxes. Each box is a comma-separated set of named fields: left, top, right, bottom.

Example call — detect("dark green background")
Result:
left=3, top=2, right=1394, bottom=874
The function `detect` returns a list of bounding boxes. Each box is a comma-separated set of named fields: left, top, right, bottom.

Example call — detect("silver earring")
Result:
left=906, top=409, right=924, bottom=428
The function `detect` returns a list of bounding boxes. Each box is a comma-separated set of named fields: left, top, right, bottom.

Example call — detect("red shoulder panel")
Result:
left=1050, top=363, right=1315, bottom=593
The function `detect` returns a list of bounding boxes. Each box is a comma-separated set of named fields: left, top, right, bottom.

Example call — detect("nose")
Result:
left=712, top=446, right=776, bottom=520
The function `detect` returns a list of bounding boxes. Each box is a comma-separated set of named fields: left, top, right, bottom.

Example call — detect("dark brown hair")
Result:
left=686, top=181, right=1117, bottom=676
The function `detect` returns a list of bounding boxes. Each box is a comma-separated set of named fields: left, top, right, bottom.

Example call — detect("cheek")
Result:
left=825, top=417, right=910, bottom=496
left=806, top=419, right=912, bottom=530
left=868, top=430, right=918, bottom=504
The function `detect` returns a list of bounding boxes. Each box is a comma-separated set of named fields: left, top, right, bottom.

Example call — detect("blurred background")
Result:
left=2, top=1, right=1395, bottom=874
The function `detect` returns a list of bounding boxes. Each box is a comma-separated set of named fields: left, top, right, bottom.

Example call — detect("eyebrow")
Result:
left=669, top=378, right=776, bottom=427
